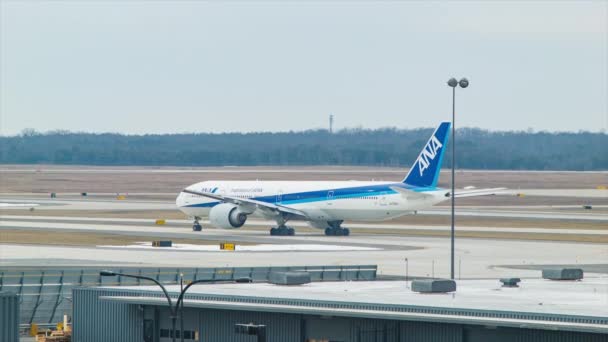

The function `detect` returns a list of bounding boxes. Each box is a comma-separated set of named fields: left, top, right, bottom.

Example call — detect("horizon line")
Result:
left=3, top=126, right=607, bottom=138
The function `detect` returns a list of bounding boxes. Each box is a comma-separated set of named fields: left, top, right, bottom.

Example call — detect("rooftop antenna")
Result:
left=329, top=114, right=334, bottom=134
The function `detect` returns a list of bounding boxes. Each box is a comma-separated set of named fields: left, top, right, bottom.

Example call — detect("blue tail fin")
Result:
left=402, top=122, right=451, bottom=188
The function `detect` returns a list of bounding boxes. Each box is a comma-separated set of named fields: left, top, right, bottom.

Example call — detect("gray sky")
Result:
left=1, top=1, right=607, bottom=135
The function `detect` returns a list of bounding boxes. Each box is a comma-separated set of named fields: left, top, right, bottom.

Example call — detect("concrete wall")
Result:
left=0, top=292, right=19, bottom=342
left=73, top=293, right=608, bottom=342
left=73, top=288, right=144, bottom=342
left=146, top=306, right=608, bottom=342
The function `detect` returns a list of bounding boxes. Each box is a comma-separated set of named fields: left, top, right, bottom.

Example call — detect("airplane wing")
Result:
left=181, top=189, right=309, bottom=220
left=391, top=186, right=507, bottom=199
left=452, top=187, right=507, bottom=198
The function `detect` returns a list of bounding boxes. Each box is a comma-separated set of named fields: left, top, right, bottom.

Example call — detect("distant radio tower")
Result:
left=329, top=114, right=334, bottom=134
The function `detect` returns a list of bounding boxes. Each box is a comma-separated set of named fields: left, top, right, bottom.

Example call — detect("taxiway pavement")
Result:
left=2, top=235, right=606, bottom=279
left=2, top=195, right=607, bottom=221
left=2, top=215, right=607, bottom=238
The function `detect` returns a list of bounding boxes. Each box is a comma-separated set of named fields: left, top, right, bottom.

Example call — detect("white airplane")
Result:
left=176, top=122, right=503, bottom=236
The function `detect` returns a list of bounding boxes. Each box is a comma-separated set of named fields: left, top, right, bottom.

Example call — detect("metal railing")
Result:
left=0, top=264, right=377, bottom=326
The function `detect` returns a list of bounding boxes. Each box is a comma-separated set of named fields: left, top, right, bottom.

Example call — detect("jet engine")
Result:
left=209, top=203, right=248, bottom=229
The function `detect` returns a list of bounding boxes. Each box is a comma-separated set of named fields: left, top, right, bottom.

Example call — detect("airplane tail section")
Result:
left=402, top=122, right=451, bottom=188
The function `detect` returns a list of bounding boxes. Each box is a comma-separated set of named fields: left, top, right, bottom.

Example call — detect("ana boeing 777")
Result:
left=176, top=122, right=503, bottom=236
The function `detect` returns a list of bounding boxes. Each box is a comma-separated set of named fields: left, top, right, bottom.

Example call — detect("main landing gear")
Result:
left=324, top=227, right=350, bottom=236
left=324, top=221, right=350, bottom=236
left=192, top=218, right=203, bottom=231
left=269, top=216, right=295, bottom=236
left=270, top=226, right=295, bottom=236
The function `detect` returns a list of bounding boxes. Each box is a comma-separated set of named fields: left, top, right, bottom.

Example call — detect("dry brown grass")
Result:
left=1, top=166, right=605, bottom=245
left=1, top=166, right=606, bottom=193
left=388, top=215, right=608, bottom=230
left=0, top=209, right=187, bottom=219
left=0, top=229, right=246, bottom=246
left=344, top=228, right=608, bottom=243
left=0, top=221, right=605, bottom=245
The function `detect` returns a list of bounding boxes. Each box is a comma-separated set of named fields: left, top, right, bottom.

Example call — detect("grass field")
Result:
left=1, top=165, right=607, bottom=193
left=1, top=166, right=606, bottom=245
left=0, top=229, right=244, bottom=246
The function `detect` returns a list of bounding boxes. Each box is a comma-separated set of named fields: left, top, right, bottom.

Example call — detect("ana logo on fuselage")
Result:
left=417, top=136, right=443, bottom=176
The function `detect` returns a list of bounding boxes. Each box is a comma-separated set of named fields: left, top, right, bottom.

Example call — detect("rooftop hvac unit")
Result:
left=411, top=279, right=456, bottom=293
left=268, top=271, right=311, bottom=285
left=542, top=268, right=583, bottom=281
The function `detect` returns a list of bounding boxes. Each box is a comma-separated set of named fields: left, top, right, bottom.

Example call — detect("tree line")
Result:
left=1, top=128, right=606, bottom=170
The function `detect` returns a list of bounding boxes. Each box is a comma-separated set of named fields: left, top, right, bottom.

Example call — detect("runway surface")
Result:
left=1, top=183, right=606, bottom=279
left=2, top=195, right=607, bottom=221
left=1, top=215, right=607, bottom=237
left=1, top=214, right=607, bottom=279
left=420, top=208, right=608, bottom=221
left=2, top=188, right=607, bottom=198
left=2, top=235, right=606, bottom=279
left=0, top=197, right=174, bottom=210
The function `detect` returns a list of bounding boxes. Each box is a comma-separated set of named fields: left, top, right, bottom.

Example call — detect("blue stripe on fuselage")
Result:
left=184, top=183, right=438, bottom=208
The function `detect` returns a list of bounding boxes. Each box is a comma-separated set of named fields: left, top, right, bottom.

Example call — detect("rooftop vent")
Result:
left=268, top=271, right=311, bottom=285
left=151, top=240, right=172, bottom=247
left=500, top=278, right=521, bottom=287
left=412, top=279, right=456, bottom=293
left=542, top=268, right=583, bottom=281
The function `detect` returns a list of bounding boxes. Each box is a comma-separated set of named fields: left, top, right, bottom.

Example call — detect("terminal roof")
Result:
left=100, top=277, right=608, bottom=334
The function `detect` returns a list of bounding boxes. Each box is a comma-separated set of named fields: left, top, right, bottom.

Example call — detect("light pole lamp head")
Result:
left=100, top=270, right=117, bottom=277
left=447, top=78, right=458, bottom=87
left=459, top=78, right=469, bottom=88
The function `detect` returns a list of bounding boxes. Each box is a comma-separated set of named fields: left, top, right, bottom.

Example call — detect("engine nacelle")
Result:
left=209, top=203, right=248, bottom=229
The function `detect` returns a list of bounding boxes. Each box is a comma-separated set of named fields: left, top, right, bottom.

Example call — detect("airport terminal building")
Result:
left=73, top=276, right=608, bottom=342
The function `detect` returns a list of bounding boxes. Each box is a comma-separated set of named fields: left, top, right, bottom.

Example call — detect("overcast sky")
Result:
left=1, top=1, right=606, bottom=135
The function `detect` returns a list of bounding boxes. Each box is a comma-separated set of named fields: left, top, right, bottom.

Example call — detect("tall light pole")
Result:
left=100, top=270, right=252, bottom=342
left=446, top=77, right=469, bottom=280
left=100, top=270, right=179, bottom=342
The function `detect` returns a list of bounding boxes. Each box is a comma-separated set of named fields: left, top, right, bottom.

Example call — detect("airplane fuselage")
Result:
left=174, top=122, right=468, bottom=235
left=176, top=180, right=448, bottom=223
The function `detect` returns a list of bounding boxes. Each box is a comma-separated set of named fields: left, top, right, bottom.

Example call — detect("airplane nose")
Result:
left=175, top=191, right=186, bottom=208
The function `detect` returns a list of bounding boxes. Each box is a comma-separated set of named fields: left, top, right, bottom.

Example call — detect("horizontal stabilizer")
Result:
left=389, top=186, right=433, bottom=200
left=451, top=187, right=508, bottom=198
